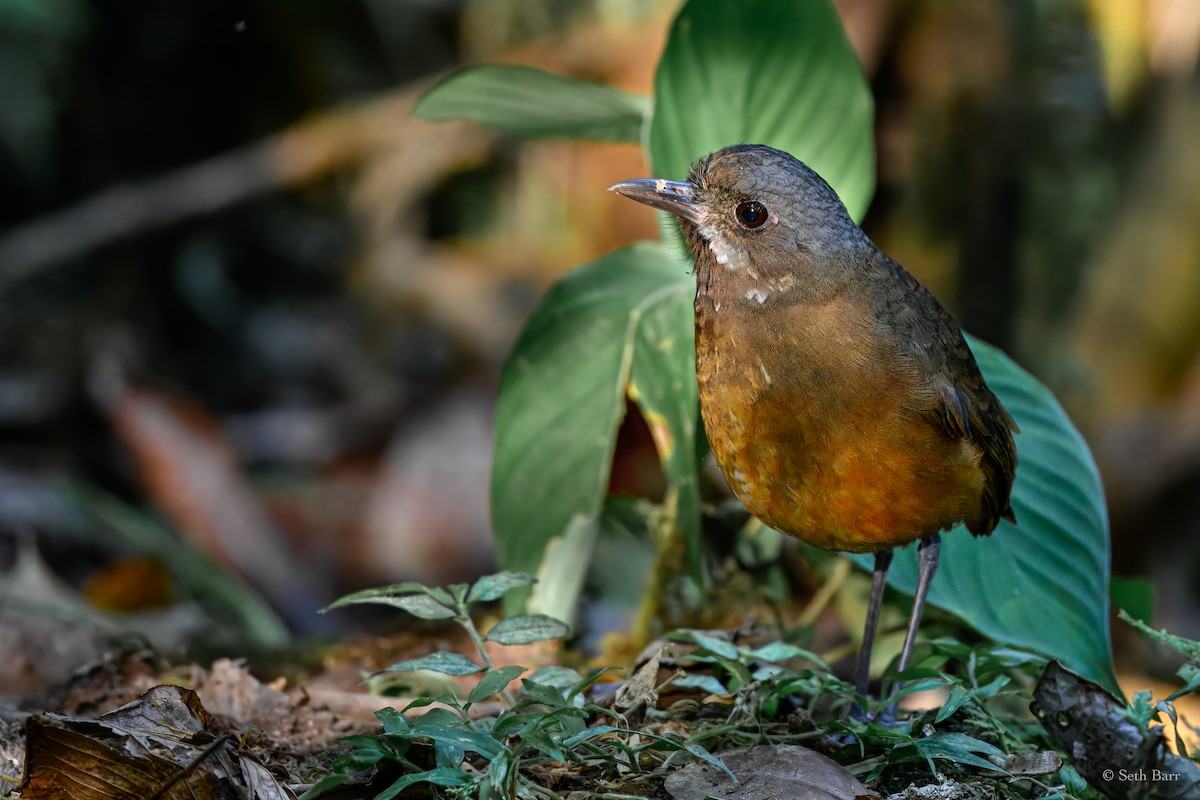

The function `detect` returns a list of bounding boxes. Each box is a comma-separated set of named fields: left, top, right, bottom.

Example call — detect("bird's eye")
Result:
left=735, top=200, right=769, bottom=229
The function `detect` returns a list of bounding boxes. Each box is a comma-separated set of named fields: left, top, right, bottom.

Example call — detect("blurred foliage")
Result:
left=0, top=0, right=87, bottom=192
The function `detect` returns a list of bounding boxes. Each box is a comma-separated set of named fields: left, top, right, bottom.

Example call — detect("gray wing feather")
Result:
left=869, top=254, right=1019, bottom=534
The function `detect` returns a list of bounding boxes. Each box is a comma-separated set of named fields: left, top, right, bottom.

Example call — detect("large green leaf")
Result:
left=491, top=242, right=694, bottom=604
left=413, top=64, right=648, bottom=142
left=851, top=335, right=1116, bottom=695
left=649, top=0, right=875, bottom=221
left=628, top=279, right=701, bottom=579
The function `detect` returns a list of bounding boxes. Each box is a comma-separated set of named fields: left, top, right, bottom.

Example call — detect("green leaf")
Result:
left=375, top=767, right=474, bottom=800
left=520, top=728, right=571, bottom=764
left=905, top=732, right=1008, bottom=774
left=1060, top=764, right=1089, bottom=795
left=850, top=335, right=1118, bottom=695
left=574, top=498, right=656, bottom=625
left=468, top=665, right=526, bottom=705
left=407, top=722, right=505, bottom=761
left=375, top=593, right=459, bottom=620
left=628, top=270, right=702, bottom=579
left=297, top=773, right=348, bottom=800
left=884, top=677, right=953, bottom=707
left=411, top=707, right=467, bottom=729
left=491, top=242, right=694, bottom=605
left=649, top=0, right=874, bottom=221
left=562, top=724, right=621, bottom=749
left=620, top=728, right=736, bottom=781
left=487, top=711, right=529, bottom=740
left=434, top=738, right=465, bottom=770
left=746, top=641, right=830, bottom=670
left=332, top=735, right=395, bottom=772
left=485, top=749, right=515, bottom=795
left=520, top=678, right=571, bottom=708
left=1124, top=689, right=1158, bottom=728
left=976, top=675, right=1010, bottom=699
left=526, top=665, right=585, bottom=693
left=326, top=582, right=456, bottom=613
left=673, top=630, right=738, bottom=660
left=466, top=571, right=537, bottom=604
left=384, top=652, right=484, bottom=677
left=1167, top=663, right=1200, bottom=702
left=934, top=685, right=974, bottom=724
left=376, top=706, right=408, bottom=734
left=528, top=513, right=597, bottom=626
left=484, top=613, right=570, bottom=645
left=338, top=733, right=393, bottom=751
left=668, top=673, right=729, bottom=696
left=680, top=742, right=737, bottom=780
left=413, top=64, right=649, bottom=142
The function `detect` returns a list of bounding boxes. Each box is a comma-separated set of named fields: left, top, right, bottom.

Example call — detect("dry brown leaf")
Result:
left=194, top=658, right=380, bottom=753
left=20, top=685, right=289, bottom=800
left=83, top=556, right=172, bottom=612
left=1033, top=661, right=1200, bottom=800
left=612, top=645, right=664, bottom=715
left=664, top=743, right=879, bottom=800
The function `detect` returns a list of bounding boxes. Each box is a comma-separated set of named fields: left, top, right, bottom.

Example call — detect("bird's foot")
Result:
left=848, top=700, right=900, bottom=727
left=827, top=701, right=906, bottom=748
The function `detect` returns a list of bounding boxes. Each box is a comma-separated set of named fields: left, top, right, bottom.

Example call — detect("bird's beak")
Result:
left=609, top=179, right=701, bottom=225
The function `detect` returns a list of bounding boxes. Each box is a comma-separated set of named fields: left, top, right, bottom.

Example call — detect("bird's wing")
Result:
left=870, top=254, right=1019, bottom=535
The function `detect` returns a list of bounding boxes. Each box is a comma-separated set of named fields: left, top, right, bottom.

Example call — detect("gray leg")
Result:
left=897, top=535, right=941, bottom=674
left=854, top=549, right=894, bottom=695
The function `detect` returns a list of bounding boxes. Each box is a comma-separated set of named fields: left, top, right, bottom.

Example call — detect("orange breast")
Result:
left=695, top=293, right=985, bottom=553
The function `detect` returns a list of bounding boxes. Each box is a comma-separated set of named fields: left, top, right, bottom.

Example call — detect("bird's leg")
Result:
left=896, top=534, right=941, bottom=673
left=854, top=548, right=894, bottom=696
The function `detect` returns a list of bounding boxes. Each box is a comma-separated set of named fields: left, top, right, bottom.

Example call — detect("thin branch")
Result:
left=0, top=91, right=415, bottom=288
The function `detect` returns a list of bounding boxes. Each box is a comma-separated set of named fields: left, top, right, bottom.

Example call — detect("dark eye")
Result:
left=735, top=200, right=769, bottom=229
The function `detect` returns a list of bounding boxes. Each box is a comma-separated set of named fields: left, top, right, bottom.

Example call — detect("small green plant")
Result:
left=1029, top=616, right=1200, bottom=799
left=301, top=572, right=734, bottom=799
left=1118, top=609, right=1200, bottom=758
left=302, top=571, right=1143, bottom=799
left=663, top=630, right=1076, bottom=785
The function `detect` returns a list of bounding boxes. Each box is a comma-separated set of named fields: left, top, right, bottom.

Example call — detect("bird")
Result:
left=610, top=144, right=1018, bottom=695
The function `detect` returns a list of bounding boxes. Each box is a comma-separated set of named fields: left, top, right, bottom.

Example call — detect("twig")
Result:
left=146, top=733, right=233, bottom=800
left=0, top=90, right=415, bottom=288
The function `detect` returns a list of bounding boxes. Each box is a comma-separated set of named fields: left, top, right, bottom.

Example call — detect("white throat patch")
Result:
left=697, top=225, right=737, bottom=268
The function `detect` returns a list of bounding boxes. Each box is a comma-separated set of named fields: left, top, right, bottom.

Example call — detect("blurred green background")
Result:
left=1, top=0, right=1198, bottom=700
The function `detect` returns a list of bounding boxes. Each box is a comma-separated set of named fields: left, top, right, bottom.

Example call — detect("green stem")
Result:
left=457, top=607, right=518, bottom=708
left=461, top=613, right=495, bottom=670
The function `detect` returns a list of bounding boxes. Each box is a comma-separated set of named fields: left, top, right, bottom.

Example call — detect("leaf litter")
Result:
left=5, top=577, right=1200, bottom=799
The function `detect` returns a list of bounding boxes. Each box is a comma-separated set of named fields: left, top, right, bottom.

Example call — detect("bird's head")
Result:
left=611, top=144, right=865, bottom=278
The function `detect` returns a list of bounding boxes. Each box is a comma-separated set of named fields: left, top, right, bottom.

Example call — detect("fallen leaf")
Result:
left=20, top=685, right=288, bottom=799
left=612, top=645, right=664, bottom=714
left=1033, top=660, right=1200, bottom=800
left=664, top=743, right=879, bottom=800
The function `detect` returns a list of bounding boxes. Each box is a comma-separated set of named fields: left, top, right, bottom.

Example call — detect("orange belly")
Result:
left=703, top=392, right=984, bottom=552
left=696, top=304, right=986, bottom=553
